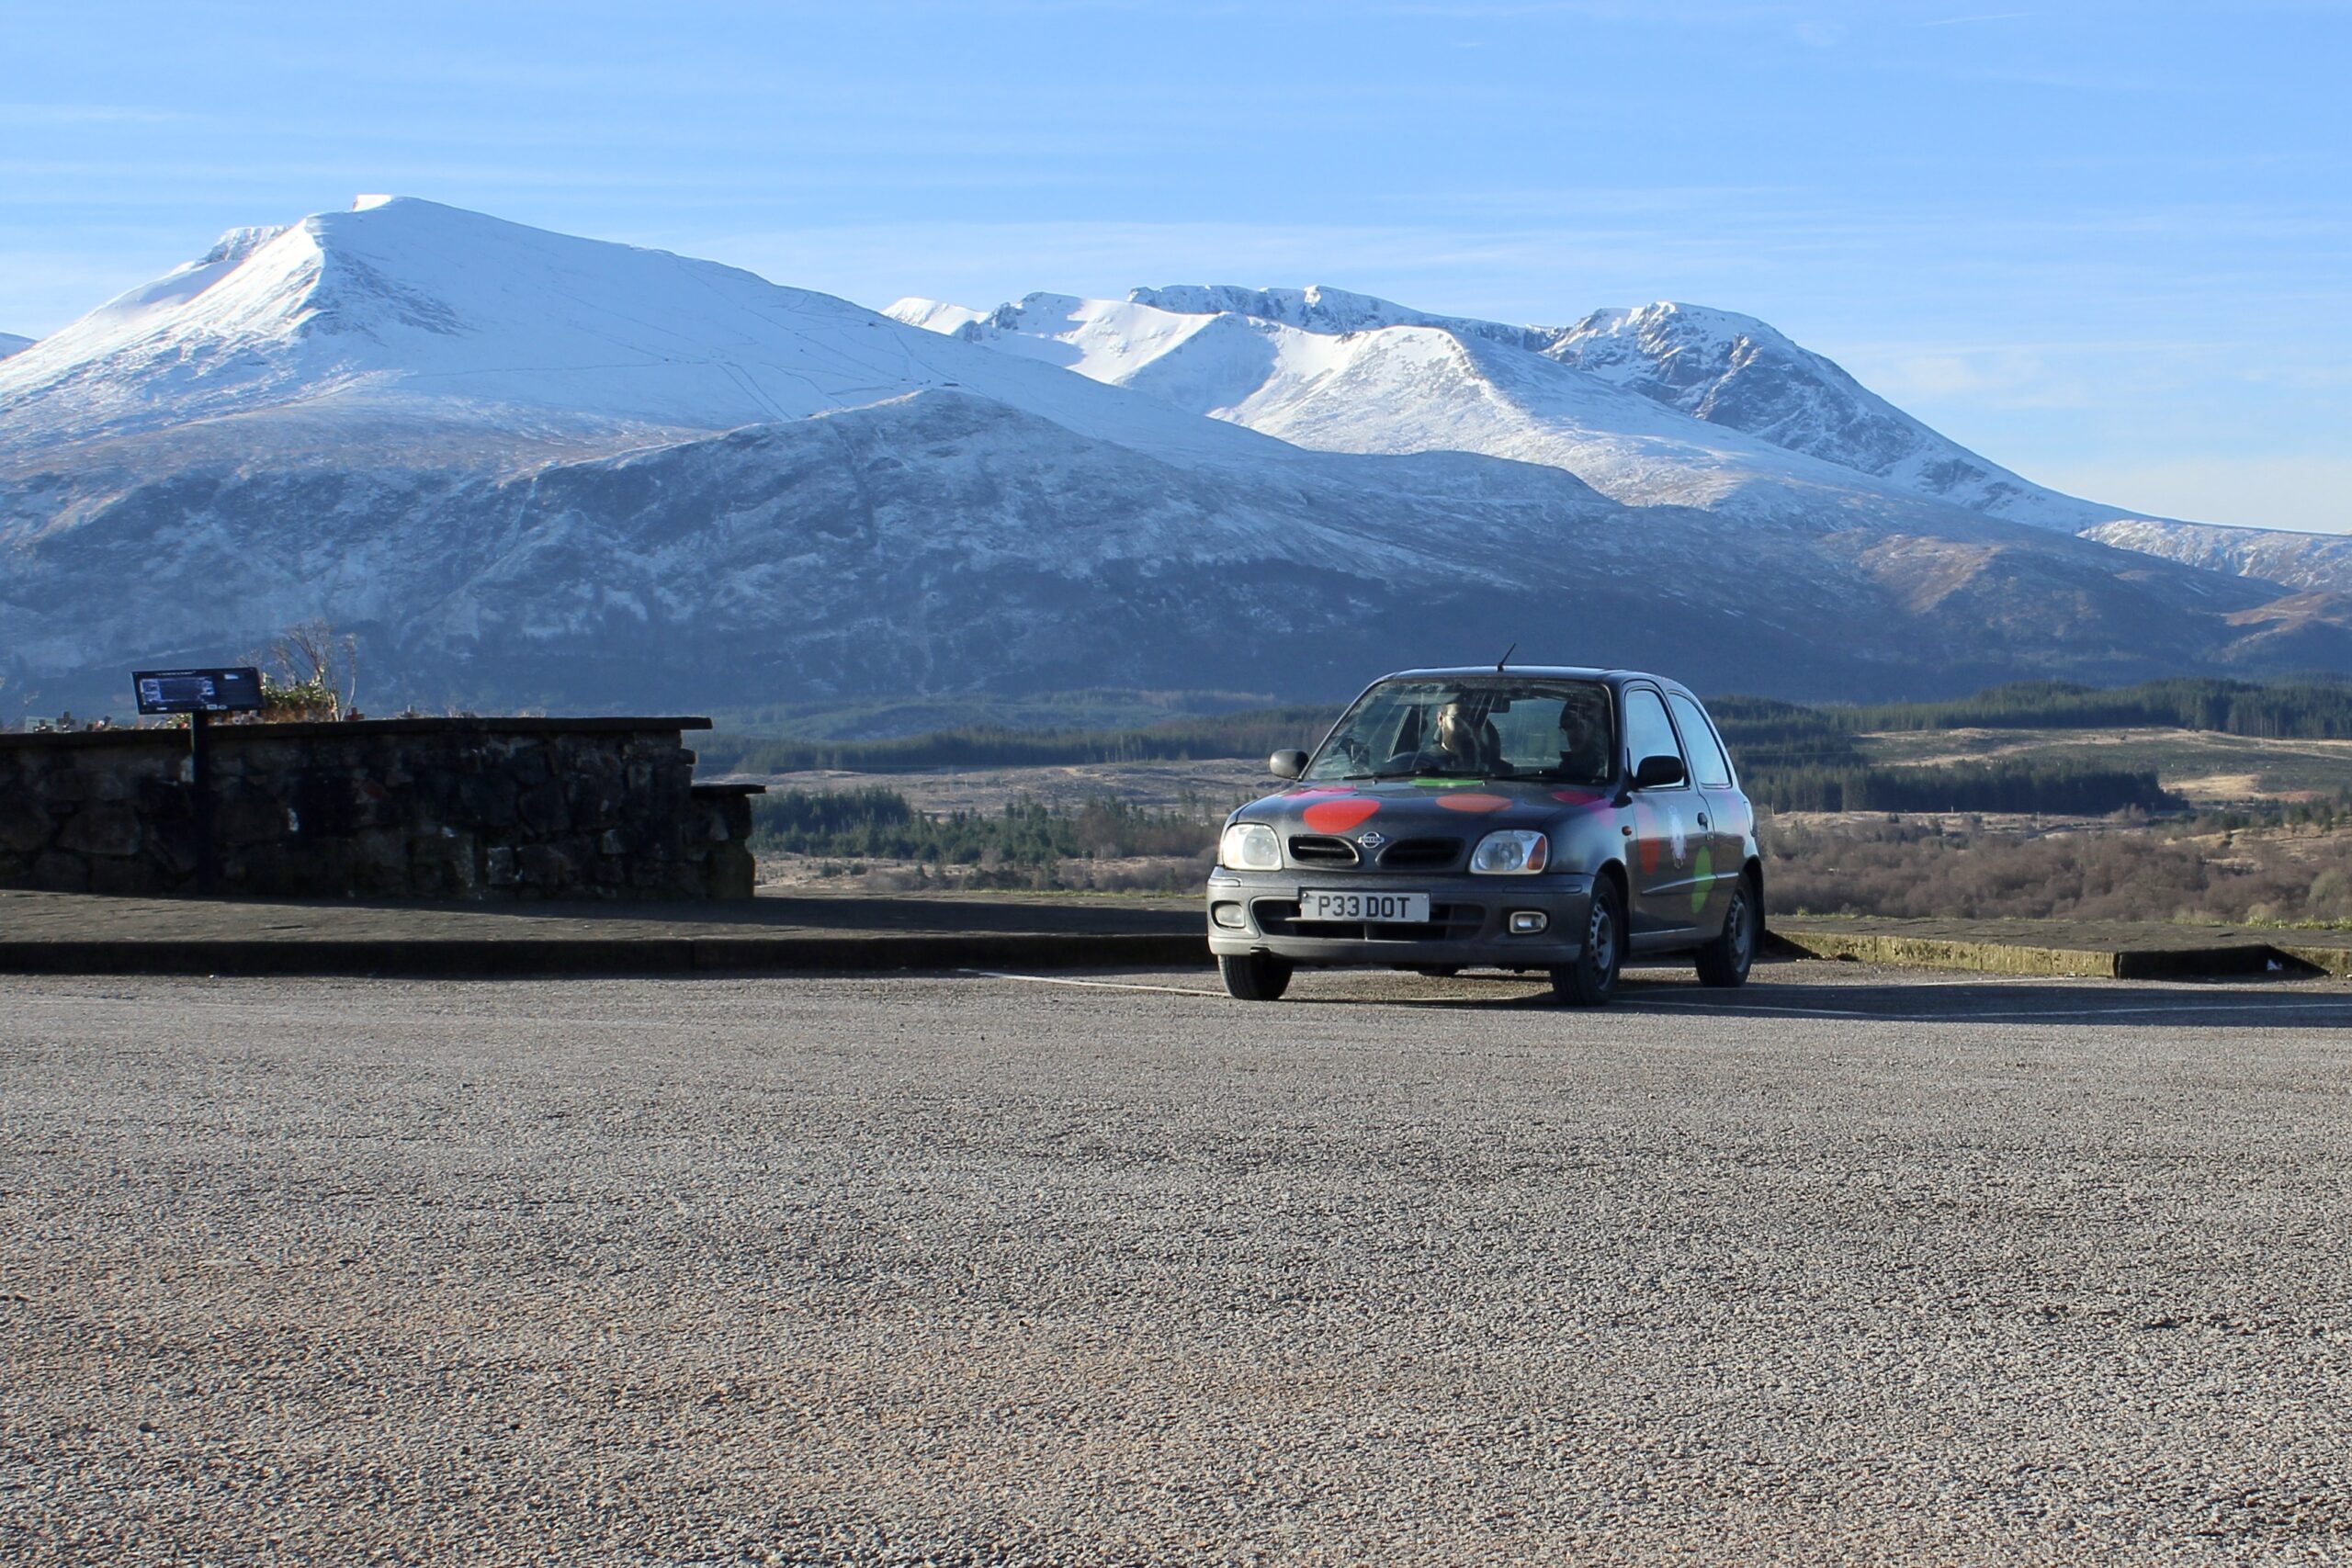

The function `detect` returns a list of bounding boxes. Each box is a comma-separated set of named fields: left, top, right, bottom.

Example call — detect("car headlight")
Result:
left=1469, top=829, right=1549, bottom=874
left=1219, top=821, right=1282, bottom=871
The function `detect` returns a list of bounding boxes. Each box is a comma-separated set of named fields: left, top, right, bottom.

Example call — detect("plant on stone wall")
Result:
left=243, top=619, right=361, bottom=722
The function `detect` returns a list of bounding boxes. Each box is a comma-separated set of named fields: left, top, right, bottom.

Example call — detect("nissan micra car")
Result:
left=1205, top=667, right=1761, bottom=1006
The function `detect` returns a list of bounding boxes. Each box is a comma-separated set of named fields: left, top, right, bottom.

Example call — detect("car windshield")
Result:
left=1305, top=678, right=1616, bottom=785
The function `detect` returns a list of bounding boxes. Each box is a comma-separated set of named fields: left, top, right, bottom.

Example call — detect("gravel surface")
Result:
left=3, top=965, right=2348, bottom=1564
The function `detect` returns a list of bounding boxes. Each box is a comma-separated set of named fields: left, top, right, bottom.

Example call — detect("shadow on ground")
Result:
left=1271, top=965, right=2352, bottom=1027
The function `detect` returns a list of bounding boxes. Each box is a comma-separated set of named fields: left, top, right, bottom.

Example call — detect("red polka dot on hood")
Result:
left=1434, top=793, right=1511, bottom=814
left=1302, top=798, right=1382, bottom=833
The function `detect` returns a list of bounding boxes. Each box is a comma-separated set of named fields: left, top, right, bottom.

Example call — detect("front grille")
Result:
left=1287, top=835, right=1360, bottom=867
left=1253, top=899, right=1486, bottom=942
left=1377, top=837, right=1464, bottom=871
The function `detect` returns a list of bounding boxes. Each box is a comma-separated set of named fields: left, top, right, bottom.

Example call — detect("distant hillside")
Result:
left=701, top=675, right=2352, bottom=819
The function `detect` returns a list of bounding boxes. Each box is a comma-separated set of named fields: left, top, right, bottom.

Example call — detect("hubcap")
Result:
left=1589, top=899, right=1617, bottom=973
left=1732, top=894, right=1753, bottom=964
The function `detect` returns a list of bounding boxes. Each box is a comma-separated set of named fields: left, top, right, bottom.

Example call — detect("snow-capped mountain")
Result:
left=890, top=287, right=2165, bottom=534
left=0, top=198, right=1274, bottom=470
left=2, top=198, right=2343, bottom=714
left=0, top=333, right=30, bottom=359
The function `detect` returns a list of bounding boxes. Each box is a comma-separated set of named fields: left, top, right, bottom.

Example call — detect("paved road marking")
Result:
left=961, top=969, right=1227, bottom=997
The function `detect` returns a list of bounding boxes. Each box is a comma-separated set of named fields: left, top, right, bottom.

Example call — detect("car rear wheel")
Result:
left=1219, top=951, right=1295, bottom=1001
left=1695, top=874, right=1759, bottom=987
left=1550, top=878, right=1623, bottom=1007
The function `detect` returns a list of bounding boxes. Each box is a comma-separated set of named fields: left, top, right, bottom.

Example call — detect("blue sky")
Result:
left=5, top=0, right=2346, bottom=530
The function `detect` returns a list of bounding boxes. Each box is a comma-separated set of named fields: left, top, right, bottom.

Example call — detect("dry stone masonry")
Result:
left=0, top=716, right=755, bottom=900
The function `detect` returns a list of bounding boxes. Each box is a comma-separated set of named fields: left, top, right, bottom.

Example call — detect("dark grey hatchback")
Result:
left=1204, top=667, right=1762, bottom=1006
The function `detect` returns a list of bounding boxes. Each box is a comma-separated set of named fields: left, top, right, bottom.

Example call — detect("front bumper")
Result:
left=1205, top=868, right=1596, bottom=969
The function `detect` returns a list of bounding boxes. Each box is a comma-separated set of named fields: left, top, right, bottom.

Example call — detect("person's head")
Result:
left=1560, top=694, right=1608, bottom=764
left=1433, top=701, right=1477, bottom=761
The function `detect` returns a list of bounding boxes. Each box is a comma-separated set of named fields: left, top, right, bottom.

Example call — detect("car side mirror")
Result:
left=1268, top=749, right=1307, bottom=780
left=1634, top=753, right=1687, bottom=789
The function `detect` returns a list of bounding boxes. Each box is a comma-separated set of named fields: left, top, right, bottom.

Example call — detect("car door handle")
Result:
left=1696, top=812, right=1710, bottom=828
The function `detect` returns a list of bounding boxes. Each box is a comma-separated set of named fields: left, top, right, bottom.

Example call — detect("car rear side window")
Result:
left=1668, top=694, right=1734, bottom=789
left=1623, top=689, right=1684, bottom=778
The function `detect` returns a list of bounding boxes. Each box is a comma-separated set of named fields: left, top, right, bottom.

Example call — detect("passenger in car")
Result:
left=1558, top=697, right=1611, bottom=783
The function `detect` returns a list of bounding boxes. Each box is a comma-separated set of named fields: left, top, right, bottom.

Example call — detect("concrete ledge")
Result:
left=2269, top=942, right=2352, bottom=978
left=0, top=931, right=1212, bottom=979
left=0, top=715, right=714, bottom=751
left=1764, top=928, right=2120, bottom=977
left=1766, top=917, right=2346, bottom=980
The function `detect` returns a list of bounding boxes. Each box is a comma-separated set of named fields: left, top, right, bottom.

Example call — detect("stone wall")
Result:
left=0, top=717, right=757, bottom=900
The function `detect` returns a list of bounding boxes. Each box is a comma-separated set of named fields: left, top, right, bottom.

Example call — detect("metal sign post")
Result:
left=132, top=668, right=266, bottom=896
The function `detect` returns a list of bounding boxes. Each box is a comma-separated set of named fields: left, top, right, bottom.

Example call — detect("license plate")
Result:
left=1299, top=889, right=1430, bottom=923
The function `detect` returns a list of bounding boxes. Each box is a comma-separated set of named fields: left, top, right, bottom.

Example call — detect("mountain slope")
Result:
left=1535, top=301, right=2133, bottom=529
left=3, top=386, right=2307, bottom=710
left=2, top=198, right=2344, bottom=713
left=2083, top=519, right=2352, bottom=594
left=0, top=333, right=30, bottom=359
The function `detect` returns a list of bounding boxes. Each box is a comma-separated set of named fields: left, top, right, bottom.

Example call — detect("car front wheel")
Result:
left=1219, top=951, right=1295, bottom=1001
left=1550, top=878, right=1623, bottom=1007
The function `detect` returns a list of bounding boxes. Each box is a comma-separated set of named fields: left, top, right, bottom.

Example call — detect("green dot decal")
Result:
left=1690, top=845, right=1714, bottom=916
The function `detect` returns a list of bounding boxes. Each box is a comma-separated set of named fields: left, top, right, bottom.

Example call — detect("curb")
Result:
left=1763, top=927, right=2326, bottom=980
left=0, top=931, right=1215, bottom=979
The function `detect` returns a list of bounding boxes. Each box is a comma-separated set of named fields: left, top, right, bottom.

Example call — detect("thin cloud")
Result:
left=0, top=103, right=192, bottom=128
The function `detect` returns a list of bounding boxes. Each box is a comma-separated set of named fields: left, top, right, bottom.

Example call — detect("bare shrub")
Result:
left=1764, top=812, right=2352, bottom=927
left=241, top=619, right=360, bottom=721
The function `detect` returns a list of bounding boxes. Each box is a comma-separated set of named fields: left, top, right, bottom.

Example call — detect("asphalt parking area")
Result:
left=3, top=964, right=2347, bottom=1565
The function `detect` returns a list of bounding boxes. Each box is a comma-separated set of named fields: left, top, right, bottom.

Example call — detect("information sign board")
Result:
left=132, top=667, right=266, bottom=716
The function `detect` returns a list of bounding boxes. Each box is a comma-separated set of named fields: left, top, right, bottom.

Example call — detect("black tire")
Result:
left=1220, top=951, right=1294, bottom=1001
left=1695, top=873, right=1759, bottom=988
left=1550, top=876, right=1623, bottom=1007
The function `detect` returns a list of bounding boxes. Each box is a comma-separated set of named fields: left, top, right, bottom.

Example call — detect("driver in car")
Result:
left=1430, top=700, right=1496, bottom=774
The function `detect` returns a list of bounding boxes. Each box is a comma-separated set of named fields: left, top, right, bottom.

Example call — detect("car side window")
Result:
left=1668, top=694, right=1734, bottom=789
left=1622, top=689, right=1685, bottom=781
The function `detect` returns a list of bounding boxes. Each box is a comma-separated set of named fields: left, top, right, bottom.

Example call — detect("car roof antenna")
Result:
left=1495, top=641, right=1516, bottom=672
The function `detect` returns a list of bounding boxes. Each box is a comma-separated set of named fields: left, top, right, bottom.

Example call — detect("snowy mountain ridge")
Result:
left=891, top=286, right=2163, bottom=535
left=888, top=289, right=2019, bottom=525
left=0, top=333, right=30, bottom=359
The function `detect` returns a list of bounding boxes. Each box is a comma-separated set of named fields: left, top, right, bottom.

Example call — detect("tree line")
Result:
left=1739, top=759, right=2175, bottom=816
left=749, top=788, right=1212, bottom=865
left=1833, top=676, right=2352, bottom=739
left=700, top=706, right=1339, bottom=775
